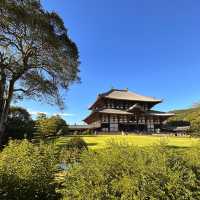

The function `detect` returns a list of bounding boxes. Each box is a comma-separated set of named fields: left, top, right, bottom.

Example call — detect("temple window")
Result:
left=102, top=115, right=108, bottom=123
left=144, top=104, right=148, bottom=111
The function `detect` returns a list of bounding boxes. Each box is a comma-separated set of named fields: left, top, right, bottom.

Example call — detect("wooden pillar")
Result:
left=108, top=114, right=110, bottom=132
left=117, top=115, right=120, bottom=131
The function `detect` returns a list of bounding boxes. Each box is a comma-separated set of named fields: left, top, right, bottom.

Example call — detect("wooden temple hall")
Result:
left=83, top=88, right=174, bottom=133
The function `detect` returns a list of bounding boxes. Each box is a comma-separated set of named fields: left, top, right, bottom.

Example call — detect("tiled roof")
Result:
left=100, top=89, right=162, bottom=102
left=99, top=108, right=132, bottom=115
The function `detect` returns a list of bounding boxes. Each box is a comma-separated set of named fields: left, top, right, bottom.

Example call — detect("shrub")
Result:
left=61, top=142, right=200, bottom=200
left=59, top=137, right=88, bottom=165
left=81, top=130, right=93, bottom=135
left=0, top=140, right=60, bottom=200
left=65, top=137, right=88, bottom=151
left=59, top=148, right=81, bottom=166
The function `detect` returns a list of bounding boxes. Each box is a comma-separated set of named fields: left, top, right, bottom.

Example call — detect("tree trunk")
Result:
left=0, top=80, right=14, bottom=147
left=0, top=105, right=10, bottom=147
left=0, top=121, right=6, bottom=147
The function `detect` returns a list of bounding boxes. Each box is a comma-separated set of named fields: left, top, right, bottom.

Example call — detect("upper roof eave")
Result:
left=104, top=96, right=162, bottom=103
left=89, top=96, right=162, bottom=110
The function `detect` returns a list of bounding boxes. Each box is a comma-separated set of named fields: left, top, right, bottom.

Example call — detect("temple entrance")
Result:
left=110, top=123, right=118, bottom=132
left=119, top=124, right=147, bottom=132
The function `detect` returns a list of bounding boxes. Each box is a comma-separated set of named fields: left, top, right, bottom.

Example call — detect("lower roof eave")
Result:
left=83, top=111, right=99, bottom=124
left=145, top=111, right=175, bottom=117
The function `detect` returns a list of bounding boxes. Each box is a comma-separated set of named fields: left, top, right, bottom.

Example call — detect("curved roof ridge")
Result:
left=99, top=88, right=125, bottom=96
left=102, top=89, right=162, bottom=102
left=89, top=88, right=162, bottom=110
left=125, top=90, right=160, bottom=100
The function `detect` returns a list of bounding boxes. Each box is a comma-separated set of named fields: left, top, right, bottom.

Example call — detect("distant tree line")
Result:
left=6, top=106, right=34, bottom=141
left=168, top=105, right=200, bottom=135
left=35, top=113, right=68, bottom=138
left=4, top=106, right=68, bottom=143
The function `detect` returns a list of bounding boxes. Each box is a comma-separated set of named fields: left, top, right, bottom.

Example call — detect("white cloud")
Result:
left=27, top=109, right=74, bottom=118
left=28, top=110, right=48, bottom=116
left=53, top=113, right=75, bottom=117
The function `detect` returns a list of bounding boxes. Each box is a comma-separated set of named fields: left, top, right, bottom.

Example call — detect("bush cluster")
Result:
left=2, top=139, right=200, bottom=200
left=65, top=137, right=88, bottom=151
left=0, top=140, right=60, bottom=200
left=81, top=130, right=93, bottom=135
left=62, top=142, right=200, bottom=200
left=59, top=137, right=88, bottom=165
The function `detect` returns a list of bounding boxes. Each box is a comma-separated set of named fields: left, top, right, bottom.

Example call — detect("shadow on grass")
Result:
left=69, top=135, right=99, bottom=137
left=56, top=141, right=98, bottom=148
left=166, top=145, right=190, bottom=152
left=86, top=142, right=98, bottom=147
left=167, top=145, right=189, bottom=148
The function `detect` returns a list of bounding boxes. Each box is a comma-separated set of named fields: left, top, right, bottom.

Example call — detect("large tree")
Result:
left=35, top=114, right=68, bottom=138
left=0, top=0, right=80, bottom=145
left=6, top=106, right=34, bottom=140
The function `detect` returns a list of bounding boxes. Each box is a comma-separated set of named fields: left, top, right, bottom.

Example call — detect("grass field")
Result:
left=53, top=134, right=200, bottom=150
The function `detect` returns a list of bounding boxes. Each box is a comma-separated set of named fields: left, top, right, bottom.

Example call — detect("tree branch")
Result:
left=13, top=88, right=26, bottom=93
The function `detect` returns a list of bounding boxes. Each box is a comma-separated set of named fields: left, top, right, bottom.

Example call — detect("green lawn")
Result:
left=53, top=134, right=200, bottom=150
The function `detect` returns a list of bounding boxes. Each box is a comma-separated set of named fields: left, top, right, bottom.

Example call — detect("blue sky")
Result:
left=17, top=0, right=200, bottom=124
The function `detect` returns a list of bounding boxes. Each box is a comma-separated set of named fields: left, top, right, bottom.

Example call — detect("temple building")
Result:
left=83, top=88, right=174, bottom=133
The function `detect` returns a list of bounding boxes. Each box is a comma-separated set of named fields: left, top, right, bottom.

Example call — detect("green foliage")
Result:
left=0, top=0, right=80, bottom=145
left=0, top=0, right=80, bottom=107
left=0, top=140, right=60, bottom=200
left=62, top=142, right=200, bottom=200
left=81, top=130, right=93, bottom=135
left=5, top=106, right=34, bottom=140
left=169, top=106, right=200, bottom=133
left=59, top=148, right=82, bottom=166
left=166, top=120, right=190, bottom=127
left=59, top=137, right=88, bottom=165
left=36, top=113, right=47, bottom=121
left=65, top=137, right=88, bottom=151
left=35, top=115, right=68, bottom=138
